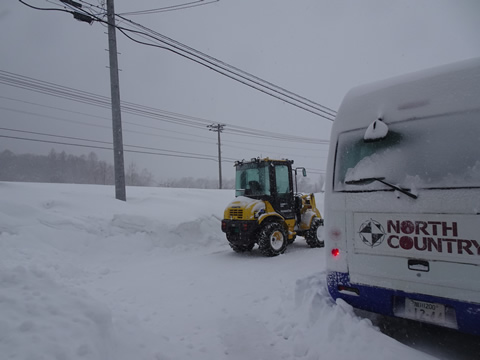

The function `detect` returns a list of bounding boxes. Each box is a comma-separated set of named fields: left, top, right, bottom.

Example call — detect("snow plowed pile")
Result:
left=0, top=182, right=434, bottom=360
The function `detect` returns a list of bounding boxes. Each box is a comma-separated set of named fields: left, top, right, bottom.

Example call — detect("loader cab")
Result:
left=235, top=158, right=295, bottom=220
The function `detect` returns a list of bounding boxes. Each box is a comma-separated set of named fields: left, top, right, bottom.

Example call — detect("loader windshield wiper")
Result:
left=345, top=176, right=418, bottom=199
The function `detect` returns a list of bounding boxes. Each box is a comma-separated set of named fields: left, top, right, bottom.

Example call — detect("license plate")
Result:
left=404, top=298, right=446, bottom=325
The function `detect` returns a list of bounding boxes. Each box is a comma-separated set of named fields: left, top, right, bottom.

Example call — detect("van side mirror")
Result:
left=364, top=118, right=389, bottom=142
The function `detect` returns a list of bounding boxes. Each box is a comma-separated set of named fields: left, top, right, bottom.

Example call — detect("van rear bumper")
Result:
left=327, top=271, right=480, bottom=336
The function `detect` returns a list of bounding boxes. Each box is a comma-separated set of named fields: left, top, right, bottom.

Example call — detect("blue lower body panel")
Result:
left=327, top=271, right=480, bottom=336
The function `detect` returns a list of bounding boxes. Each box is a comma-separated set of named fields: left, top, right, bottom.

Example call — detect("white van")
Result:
left=324, top=57, right=480, bottom=335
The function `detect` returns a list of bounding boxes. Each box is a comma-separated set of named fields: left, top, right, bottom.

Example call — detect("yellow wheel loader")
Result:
left=221, top=158, right=324, bottom=256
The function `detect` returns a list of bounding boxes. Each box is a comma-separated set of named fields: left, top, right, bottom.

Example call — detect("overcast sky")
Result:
left=1, top=0, right=480, bottom=182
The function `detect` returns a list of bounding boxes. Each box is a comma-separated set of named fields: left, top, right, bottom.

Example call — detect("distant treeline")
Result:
left=0, top=149, right=226, bottom=188
left=0, top=149, right=323, bottom=191
left=158, top=177, right=234, bottom=189
left=0, top=149, right=153, bottom=186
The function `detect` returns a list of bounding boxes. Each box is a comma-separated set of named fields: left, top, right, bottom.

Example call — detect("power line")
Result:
left=0, top=109, right=327, bottom=173
left=0, top=103, right=227, bottom=148
left=0, top=95, right=110, bottom=121
left=223, top=142, right=327, bottom=160
left=0, top=126, right=231, bottom=160
left=222, top=127, right=327, bottom=144
left=12, top=0, right=331, bottom=175
left=0, top=72, right=330, bottom=173
left=18, top=0, right=96, bottom=23
left=1, top=104, right=330, bottom=155
left=86, top=0, right=336, bottom=117
left=110, top=13, right=337, bottom=116
left=113, top=23, right=337, bottom=120
left=117, top=0, right=220, bottom=16
left=18, top=0, right=337, bottom=120
left=0, top=70, right=329, bottom=144
left=101, top=4, right=337, bottom=116
left=13, top=0, right=334, bottom=182
left=0, top=127, right=326, bottom=172
left=0, top=131, right=239, bottom=162
left=0, top=87, right=330, bottom=172
left=0, top=70, right=220, bottom=130
left=0, top=133, right=218, bottom=161
left=225, top=137, right=325, bottom=150
left=1, top=98, right=329, bottom=155
left=0, top=125, right=326, bottom=171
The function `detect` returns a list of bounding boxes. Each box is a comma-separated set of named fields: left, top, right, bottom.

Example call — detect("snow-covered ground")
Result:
left=0, top=181, right=472, bottom=360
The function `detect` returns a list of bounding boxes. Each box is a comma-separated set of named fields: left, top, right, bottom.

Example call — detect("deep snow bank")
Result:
left=278, top=273, right=434, bottom=360
left=0, top=182, right=232, bottom=360
left=0, top=182, right=437, bottom=360
left=0, top=265, right=113, bottom=360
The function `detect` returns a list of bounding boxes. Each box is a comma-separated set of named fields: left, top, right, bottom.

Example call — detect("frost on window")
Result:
left=335, top=109, right=480, bottom=191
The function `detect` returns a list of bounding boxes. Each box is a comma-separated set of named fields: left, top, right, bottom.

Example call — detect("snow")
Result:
left=344, top=148, right=403, bottom=185
left=0, top=181, right=437, bottom=360
left=333, top=57, right=480, bottom=135
left=225, top=195, right=265, bottom=216
left=363, top=118, right=389, bottom=141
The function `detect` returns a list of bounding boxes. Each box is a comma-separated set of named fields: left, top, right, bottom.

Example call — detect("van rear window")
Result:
left=334, top=109, right=480, bottom=191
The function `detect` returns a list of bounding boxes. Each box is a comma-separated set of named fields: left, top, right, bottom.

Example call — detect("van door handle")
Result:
left=408, top=259, right=429, bottom=272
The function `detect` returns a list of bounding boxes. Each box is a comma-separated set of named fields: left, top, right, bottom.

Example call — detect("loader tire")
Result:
left=305, top=218, right=325, bottom=248
left=229, top=242, right=254, bottom=253
left=258, top=222, right=287, bottom=257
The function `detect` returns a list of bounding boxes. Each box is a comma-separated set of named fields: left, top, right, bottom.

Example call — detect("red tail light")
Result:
left=332, top=248, right=340, bottom=257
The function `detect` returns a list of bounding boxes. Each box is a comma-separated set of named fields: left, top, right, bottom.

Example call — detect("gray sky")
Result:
left=1, top=0, right=480, bottom=182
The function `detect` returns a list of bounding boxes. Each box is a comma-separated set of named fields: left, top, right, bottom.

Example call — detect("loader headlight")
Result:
left=254, top=209, right=266, bottom=219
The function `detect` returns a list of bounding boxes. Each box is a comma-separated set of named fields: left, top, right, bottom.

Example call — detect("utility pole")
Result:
left=207, top=124, right=225, bottom=189
left=106, top=0, right=126, bottom=201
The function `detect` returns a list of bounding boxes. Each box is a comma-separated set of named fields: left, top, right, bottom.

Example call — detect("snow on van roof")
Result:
left=334, top=57, right=480, bottom=132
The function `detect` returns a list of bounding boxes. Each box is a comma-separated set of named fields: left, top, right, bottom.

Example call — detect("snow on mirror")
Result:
left=364, top=118, right=389, bottom=141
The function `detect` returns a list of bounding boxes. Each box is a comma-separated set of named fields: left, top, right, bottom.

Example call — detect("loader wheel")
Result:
left=258, top=222, right=287, bottom=257
left=305, top=218, right=325, bottom=248
left=229, top=242, right=254, bottom=253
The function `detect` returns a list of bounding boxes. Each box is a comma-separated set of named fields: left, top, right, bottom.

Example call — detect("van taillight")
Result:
left=332, top=248, right=340, bottom=257
left=338, top=285, right=360, bottom=296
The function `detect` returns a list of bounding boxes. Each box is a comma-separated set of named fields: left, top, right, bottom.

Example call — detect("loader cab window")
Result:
left=273, top=163, right=295, bottom=219
left=235, top=163, right=271, bottom=197
left=275, top=165, right=291, bottom=195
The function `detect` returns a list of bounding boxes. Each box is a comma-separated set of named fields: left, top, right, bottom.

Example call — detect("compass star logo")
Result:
left=358, top=219, right=386, bottom=247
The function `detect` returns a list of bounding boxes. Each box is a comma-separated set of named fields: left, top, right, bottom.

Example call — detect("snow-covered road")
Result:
left=0, top=182, right=474, bottom=359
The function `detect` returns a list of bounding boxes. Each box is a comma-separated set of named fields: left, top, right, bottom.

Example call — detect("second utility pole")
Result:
left=106, top=0, right=126, bottom=201
left=208, top=124, right=225, bottom=189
